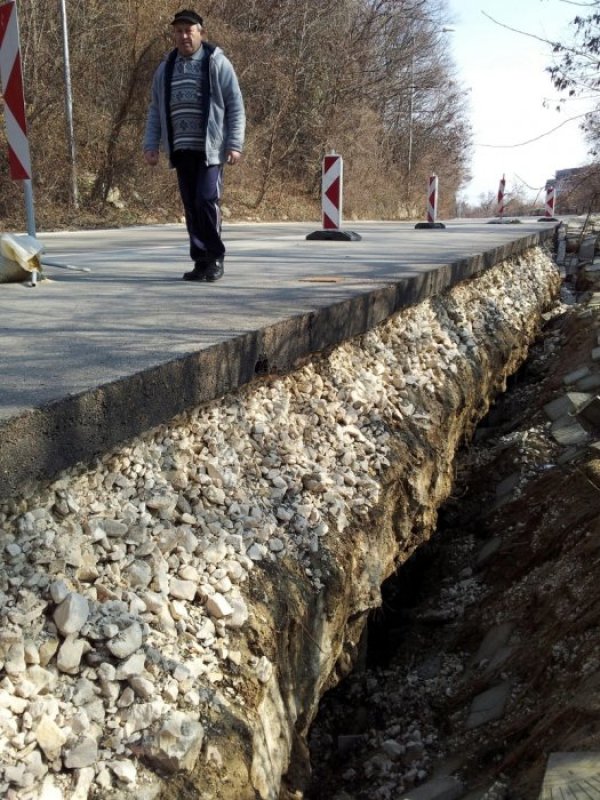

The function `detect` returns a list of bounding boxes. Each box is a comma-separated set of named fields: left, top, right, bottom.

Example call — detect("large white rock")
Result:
left=206, top=593, right=234, bottom=619
left=53, top=594, right=89, bottom=636
left=35, top=715, right=67, bottom=760
left=106, top=623, right=143, bottom=659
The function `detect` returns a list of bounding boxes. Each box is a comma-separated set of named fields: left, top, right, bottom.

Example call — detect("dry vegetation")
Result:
left=0, top=0, right=472, bottom=231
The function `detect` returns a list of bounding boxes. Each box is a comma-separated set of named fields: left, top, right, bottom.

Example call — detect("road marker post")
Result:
left=415, top=174, right=446, bottom=229
left=306, top=152, right=361, bottom=241
left=0, top=1, right=39, bottom=285
left=539, top=181, right=558, bottom=222
left=496, top=174, right=506, bottom=219
left=0, top=1, right=35, bottom=248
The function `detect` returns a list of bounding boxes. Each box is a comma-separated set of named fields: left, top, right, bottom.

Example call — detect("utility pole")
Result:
left=407, top=39, right=415, bottom=188
left=59, top=0, right=79, bottom=209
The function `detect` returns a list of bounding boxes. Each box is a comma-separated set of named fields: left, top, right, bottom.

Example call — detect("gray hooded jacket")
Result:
left=143, top=43, right=245, bottom=166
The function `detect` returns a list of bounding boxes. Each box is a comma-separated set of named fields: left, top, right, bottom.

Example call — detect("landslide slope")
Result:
left=305, top=275, right=600, bottom=800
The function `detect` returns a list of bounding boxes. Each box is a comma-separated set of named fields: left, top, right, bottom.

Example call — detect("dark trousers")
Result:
left=172, top=150, right=224, bottom=262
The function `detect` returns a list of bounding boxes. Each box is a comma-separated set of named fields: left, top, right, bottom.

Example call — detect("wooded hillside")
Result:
left=0, top=0, right=472, bottom=229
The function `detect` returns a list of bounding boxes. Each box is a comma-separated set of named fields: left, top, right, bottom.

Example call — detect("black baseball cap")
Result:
left=171, top=10, right=203, bottom=26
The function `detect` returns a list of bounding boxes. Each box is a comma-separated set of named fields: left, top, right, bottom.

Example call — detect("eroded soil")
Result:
left=303, top=277, right=600, bottom=800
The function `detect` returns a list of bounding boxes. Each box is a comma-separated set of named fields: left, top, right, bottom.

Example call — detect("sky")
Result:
left=446, top=0, right=597, bottom=205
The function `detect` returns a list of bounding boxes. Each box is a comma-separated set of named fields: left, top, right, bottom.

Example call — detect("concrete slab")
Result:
left=551, top=416, right=592, bottom=446
left=576, top=374, right=600, bottom=393
left=578, top=236, right=598, bottom=263
left=0, top=220, right=556, bottom=498
left=557, top=445, right=589, bottom=464
left=564, top=367, right=592, bottom=386
left=539, top=752, right=600, bottom=799
left=578, top=396, right=600, bottom=428
left=544, top=393, right=592, bottom=422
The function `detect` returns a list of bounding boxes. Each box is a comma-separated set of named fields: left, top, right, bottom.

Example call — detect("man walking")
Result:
left=143, top=9, right=245, bottom=282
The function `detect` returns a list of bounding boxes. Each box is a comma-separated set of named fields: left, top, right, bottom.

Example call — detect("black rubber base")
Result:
left=538, top=217, right=559, bottom=223
left=414, top=222, right=446, bottom=229
left=306, top=230, right=362, bottom=241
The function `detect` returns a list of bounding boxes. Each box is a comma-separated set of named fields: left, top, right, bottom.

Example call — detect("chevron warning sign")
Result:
left=414, top=173, right=446, bottom=229
left=306, top=151, right=360, bottom=240
left=545, top=183, right=556, bottom=218
left=0, top=1, right=32, bottom=180
left=427, top=174, right=439, bottom=224
left=497, top=174, right=506, bottom=218
left=322, top=154, right=342, bottom=230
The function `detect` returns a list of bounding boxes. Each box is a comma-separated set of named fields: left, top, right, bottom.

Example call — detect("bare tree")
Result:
left=546, top=3, right=600, bottom=210
left=0, top=0, right=472, bottom=226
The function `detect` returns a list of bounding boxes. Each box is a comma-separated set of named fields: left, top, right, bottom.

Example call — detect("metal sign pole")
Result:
left=0, top=1, right=37, bottom=282
left=0, top=1, right=88, bottom=284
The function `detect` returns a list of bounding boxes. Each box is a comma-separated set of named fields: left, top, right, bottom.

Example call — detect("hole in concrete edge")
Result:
left=255, top=355, right=269, bottom=375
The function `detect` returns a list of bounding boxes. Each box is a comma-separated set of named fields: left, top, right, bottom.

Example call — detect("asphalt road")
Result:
left=0, top=217, right=558, bottom=496
left=1, top=218, right=555, bottom=420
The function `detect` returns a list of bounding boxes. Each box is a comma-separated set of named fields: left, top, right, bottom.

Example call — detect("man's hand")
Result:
left=144, top=150, right=159, bottom=166
left=226, top=150, right=241, bottom=166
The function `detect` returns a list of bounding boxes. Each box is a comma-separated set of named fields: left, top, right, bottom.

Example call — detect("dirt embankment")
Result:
left=304, top=248, right=600, bottom=800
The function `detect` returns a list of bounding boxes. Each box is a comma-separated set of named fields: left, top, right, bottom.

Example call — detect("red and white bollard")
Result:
left=545, top=183, right=556, bottom=218
left=306, top=151, right=361, bottom=241
left=0, top=0, right=38, bottom=285
left=322, top=152, right=342, bottom=231
left=415, top=174, right=446, bottom=229
left=538, top=180, right=558, bottom=223
left=0, top=1, right=32, bottom=181
left=0, top=3, right=86, bottom=281
left=427, top=174, right=438, bottom=223
left=496, top=174, right=506, bottom=218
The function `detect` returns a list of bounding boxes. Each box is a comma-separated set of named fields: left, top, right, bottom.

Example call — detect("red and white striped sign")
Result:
left=497, top=174, right=506, bottom=217
left=545, top=183, right=556, bottom=217
left=427, top=174, right=439, bottom=224
left=0, top=1, right=31, bottom=180
left=322, top=153, right=343, bottom=230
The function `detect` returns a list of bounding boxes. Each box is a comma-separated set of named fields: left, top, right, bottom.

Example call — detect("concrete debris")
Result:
left=578, top=395, right=600, bottom=427
left=541, top=304, right=600, bottom=446
left=550, top=416, right=591, bottom=446
left=0, top=233, right=43, bottom=283
left=543, top=392, right=591, bottom=421
left=563, top=366, right=591, bottom=385
left=539, top=752, right=600, bottom=799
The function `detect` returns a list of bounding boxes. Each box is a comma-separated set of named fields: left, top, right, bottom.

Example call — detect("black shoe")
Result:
left=205, top=258, right=224, bottom=282
left=183, top=260, right=208, bottom=281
